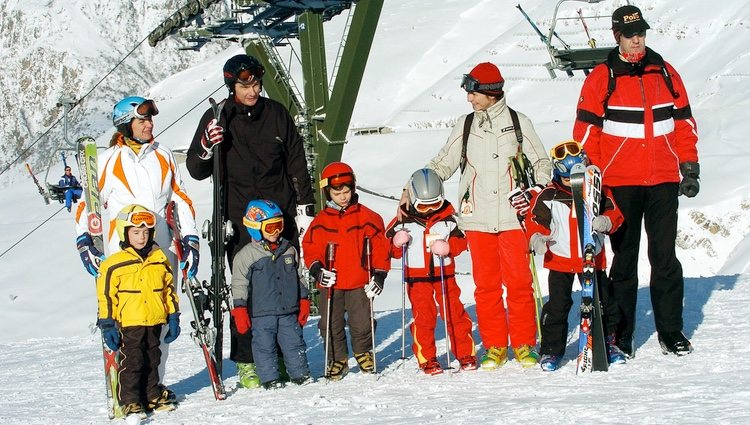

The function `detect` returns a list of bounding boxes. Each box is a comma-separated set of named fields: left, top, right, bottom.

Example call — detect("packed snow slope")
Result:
left=1, top=0, right=749, bottom=423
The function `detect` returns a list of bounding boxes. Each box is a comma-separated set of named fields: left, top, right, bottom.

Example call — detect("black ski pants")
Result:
left=540, top=270, right=618, bottom=356
left=119, top=325, right=163, bottom=406
left=608, top=183, right=685, bottom=339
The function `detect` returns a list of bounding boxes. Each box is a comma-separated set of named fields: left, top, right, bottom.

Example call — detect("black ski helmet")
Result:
left=223, top=54, right=265, bottom=94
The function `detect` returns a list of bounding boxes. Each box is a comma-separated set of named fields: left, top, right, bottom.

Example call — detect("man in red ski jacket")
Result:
left=573, top=5, right=700, bottom=357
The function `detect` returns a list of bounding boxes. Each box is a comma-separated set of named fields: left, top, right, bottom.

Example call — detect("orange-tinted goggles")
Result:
left=414, top=198, right=444, bottom=214
left=118, top=210, right=157, bottom=228
left=319, top=173, right=355, bottom=189
left=261, top=217, right=284, bottom=236
left=550, top=140, right=583, bottom=161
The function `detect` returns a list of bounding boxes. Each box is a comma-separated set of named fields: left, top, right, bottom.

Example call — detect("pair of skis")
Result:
left=166, top=201, right=227, bottom=400
left=570, top=163, right=609, bottom=373
left=77, top=136, right=123, bottom=419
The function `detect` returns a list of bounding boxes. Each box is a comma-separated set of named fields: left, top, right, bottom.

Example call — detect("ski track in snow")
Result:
left=1, top=275, right=748, bottom=424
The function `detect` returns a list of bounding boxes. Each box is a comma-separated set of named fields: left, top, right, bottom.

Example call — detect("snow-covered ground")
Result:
left=1, top=0, right=749, bottom=423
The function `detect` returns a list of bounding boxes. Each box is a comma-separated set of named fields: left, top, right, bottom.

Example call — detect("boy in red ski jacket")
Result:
left=386, top=168, right=476, bottom=375
left=524, top=140, right=625, bottom=372
left=302, top=162, right=390, bottom=380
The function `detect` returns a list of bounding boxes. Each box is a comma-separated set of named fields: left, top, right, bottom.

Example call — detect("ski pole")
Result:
left=577, top=8, right=597, bottom=49
left=323, top=242, right=336, bottom=378
left=401, top=244, right=408, bottom=360
left=438, top=255, right=452, bottom=370
left=364, top=237, right=377, bottom=374
left=530, top=253, right=543, bottom=344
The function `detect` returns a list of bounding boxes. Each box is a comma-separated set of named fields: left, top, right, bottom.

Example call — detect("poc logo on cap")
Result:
left=623, top=12, right=642, bottom=23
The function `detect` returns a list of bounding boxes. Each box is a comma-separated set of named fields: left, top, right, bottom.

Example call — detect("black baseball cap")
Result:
left=612, top=5, right=650, bottom=37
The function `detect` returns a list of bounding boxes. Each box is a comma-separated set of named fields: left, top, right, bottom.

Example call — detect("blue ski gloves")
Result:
left=164, top=313, right=181, bottom=344
left=679, top=162, right=700, bottom=198
left=180, top=235, right=200, bottom=279
left=98, top=318, right=120, bottom=351
left=76, top=233, right=105, bottom=277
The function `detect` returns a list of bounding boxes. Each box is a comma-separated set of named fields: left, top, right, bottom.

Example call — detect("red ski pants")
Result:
left=408, top=276, right=475, bottom=365
left=465, top=230, right=536, bottom=348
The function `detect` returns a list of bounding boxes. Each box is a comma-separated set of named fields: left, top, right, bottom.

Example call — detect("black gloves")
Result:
left=679, top=162, right=700, bottom=198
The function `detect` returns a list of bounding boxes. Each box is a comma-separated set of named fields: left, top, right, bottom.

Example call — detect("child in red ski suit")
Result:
left=302, top=162, right=390, bottom=380
left=386, top=168, right=476, bottom=375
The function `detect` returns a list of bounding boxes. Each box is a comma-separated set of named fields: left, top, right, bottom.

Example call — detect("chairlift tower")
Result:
left=148, top=0, right=384, bottom=209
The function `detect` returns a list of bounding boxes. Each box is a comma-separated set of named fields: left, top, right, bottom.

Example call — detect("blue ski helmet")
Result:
left=242, top=199, right=284, bottom=241
left=112, top=96, right=159, bottom=127
left=551, top=140, right=588, bottom=181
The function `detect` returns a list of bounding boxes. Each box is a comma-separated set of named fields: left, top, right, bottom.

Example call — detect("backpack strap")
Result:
left=459, top=112, right=474, bottom=174
left=509, top=107, right=523, bottom=147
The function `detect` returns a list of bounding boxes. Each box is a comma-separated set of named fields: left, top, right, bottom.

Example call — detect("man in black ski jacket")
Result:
left=186, top=54, right=315, bottom=388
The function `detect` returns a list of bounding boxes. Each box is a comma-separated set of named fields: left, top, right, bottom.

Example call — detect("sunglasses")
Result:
left=319, top=173, right=355, bottom=189
left=414, top=198, right=444, bottom=214
left=117, top=210, right=157, bottom=228
left=460, top=74, right=504, bottom=93
left=550, top=140, right=583, bottom=161
left=134, top=99, right=159, bottom=120
left=622, top=30, right=647, bottom=39
left=243, top=216, right=284, bottom=236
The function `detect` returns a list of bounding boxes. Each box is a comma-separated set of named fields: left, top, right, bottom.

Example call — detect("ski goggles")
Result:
left=414, top=197, right=444, bottom=214
left=460, top=74, right=504, bottom=93
left=236, top=65, right=265, bottom=84
left=319, top=173, right=355, bottom=189
left=243, top=216, right=284, bottom=236
left=117, top=209, right=157, bottom=228
left=550, top=140, right=583, bottom=161
left=133, top=99, right=159, bottom=120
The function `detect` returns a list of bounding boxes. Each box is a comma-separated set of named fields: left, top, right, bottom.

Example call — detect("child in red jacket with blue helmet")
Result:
left=524, top=140, right=626, bottom=372
left=386, top=168, right=476, bottom=375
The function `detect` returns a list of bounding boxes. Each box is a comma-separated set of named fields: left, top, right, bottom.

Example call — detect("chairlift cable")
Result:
left=0, top=34, right=150, bottom=178
left=0, top=206, right=66, bottom=259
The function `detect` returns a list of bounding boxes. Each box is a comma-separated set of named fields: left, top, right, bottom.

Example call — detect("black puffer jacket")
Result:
left=186, top=96, right=315, bottom=254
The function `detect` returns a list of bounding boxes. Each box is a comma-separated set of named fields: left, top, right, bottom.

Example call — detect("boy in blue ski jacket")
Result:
left=230, top=199, right=312, bottom=389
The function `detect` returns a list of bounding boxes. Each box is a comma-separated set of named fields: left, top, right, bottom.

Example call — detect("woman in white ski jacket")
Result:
left=399, top=63, right=551, bottom=370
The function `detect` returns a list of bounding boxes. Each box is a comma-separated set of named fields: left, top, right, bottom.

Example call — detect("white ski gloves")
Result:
left=592, top=215, right=613, bottom=233
left=529, top=233, right=553, bottom=256
left=295, top=204, right=315, bottom=239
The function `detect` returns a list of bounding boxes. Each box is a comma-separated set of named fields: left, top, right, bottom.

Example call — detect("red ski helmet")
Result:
left=319, top=162, right=356, bottom=200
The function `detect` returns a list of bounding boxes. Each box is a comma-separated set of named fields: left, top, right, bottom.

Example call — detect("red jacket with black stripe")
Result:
left=573, top=47, right=698, bottom=187
left=302, top=197, right=390, bottom=290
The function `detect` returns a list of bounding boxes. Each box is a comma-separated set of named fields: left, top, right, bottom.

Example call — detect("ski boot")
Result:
left=513, top=345, right=540, bottom=368
left=419, top=358, right=444, bottom=376
left=354, top=352, right=375, bottom=374
left=606, top=334, right=627, bottom=364
left=480, top=346, right=508, bottom=370
left=290, top=375, right=313, bottom=386
left=616, top=333, right=635, bottom=359
left=658, top=331, right=693, bottom=356
left=326, top=360, right=349, bottom=381
left=147, top=388, right=177, bottom=412
left=121, top=402, right=147, bottom=420
left=262, top=379, right=285, bottom=390
left=458, top=355, right=478, bottom=371
left=540, top=354, right=562, bottom=372
left=237, top=362, right=261, bottom=389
